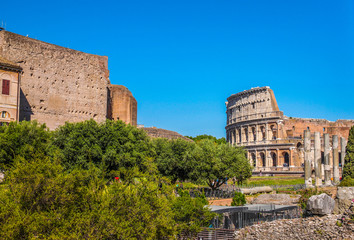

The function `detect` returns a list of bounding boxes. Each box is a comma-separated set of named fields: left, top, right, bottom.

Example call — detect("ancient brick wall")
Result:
left=282, top=118, right=354, bottom=140
left=109, top=85, right=137, bottom=126
left=141, top=127, right=192, bottom=142
left=0, top=31, right=110, bottom=129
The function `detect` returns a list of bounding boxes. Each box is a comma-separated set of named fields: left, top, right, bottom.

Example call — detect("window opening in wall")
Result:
left=283, top=152, right=290, bottom=167
left=271, top=153, right=277, bottom=167
left=292, top=126, right=295, bottom=131
left=252, top=127, right=256, bottom=142
left=251, top=153, right=256, bottom=167
left=307, top=126, right=310, bottom=130
left=2, top=79, right=10, bottom=95
left=323, top=127, right=325, bottom=132
left=260, top=153, right=266, bottom=167
left=1, top=111, right=9, bottom=118
left=252, top=103, right=255, bottom=109
left=244, top=128, right=248, bottom=142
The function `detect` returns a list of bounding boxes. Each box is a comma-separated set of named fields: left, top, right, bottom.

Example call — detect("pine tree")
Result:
left=342, top=126, right=354, bottom=179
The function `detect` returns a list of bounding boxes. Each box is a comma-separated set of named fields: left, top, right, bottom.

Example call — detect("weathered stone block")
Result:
left=307, top=193, right=335, bottom=215
left=334, top=187, right=354, bottom=214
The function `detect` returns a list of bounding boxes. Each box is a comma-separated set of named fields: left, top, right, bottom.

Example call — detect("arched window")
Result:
left=260, top=126, right=265, bottom=140
left=244, top=128, right=248, bottom=142
left=283, top=152, right=290, bottom=167
left=1, top=111, right=9, bottom=118
left=251, top=153, right=256, bottom=167
left=260, top=152, right=266, bottom=167
left=252, top=127, right=256, bottom=142
left=271, top=152, right=277, bottom=167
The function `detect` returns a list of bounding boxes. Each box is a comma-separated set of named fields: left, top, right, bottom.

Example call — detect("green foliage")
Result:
left=0, top=157, right=178, bottom=239
left=51, top=120, right=155, bottom=179
left=190, top=140, right=252, bottom=189
left=172, top=189, right=215, bottom=238
left=153, top=138, right=196, bottom=183
left=0, top=121, right=51, bottom=170
left=343, top=126, right=354, bottom=179
left=0, top=119, right=254, bottom=237
left=186, top=134, right=226, bottom=144
left=339, top=177, right=354, bottom=186
left=231, top=192, right=246, bottom=206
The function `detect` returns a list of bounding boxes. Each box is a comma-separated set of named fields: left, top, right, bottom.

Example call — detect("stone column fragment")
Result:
left=340, top=137, right=347, bottom=168
left=304, top=130, right=312, bottom=188
left=314, top=132, right=322, bottom=187
left=333, top=135, right=340, bottom=183
left=323, top=133, right=331, bottom=185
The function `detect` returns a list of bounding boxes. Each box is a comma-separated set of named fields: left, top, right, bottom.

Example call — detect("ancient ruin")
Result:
left=0, top=30, right=137, bottom=128
left=226, top=86, right=354, bottom=175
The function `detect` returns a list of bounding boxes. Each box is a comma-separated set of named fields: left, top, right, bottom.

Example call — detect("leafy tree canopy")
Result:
left=51, top=120, right=156, bottom=179
left=153, top=138, right=196, bottom=183
left=190, top=139, right=252, bottom=189
left=0, top=121, right=51, bottom=170
left=186, top=134, right=226, bottom=145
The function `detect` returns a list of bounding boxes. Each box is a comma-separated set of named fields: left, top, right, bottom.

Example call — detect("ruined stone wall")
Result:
left=109, top=85, right=137, bottom=126
left=282, top=118, right=354, bottom=140
left=226, top=86, right=280, bottom=125
left=0, top=31, right=110, bottom=129
left=141, top=127, right=192, bottom=142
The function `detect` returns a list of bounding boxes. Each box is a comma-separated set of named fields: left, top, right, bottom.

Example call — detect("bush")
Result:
left=231, top=192, right=246, bottom=206
left=339, top=177, right=354, bottom=187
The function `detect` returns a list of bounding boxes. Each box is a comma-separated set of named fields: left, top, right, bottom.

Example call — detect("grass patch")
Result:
left=245, top=177, right=304, bottom=186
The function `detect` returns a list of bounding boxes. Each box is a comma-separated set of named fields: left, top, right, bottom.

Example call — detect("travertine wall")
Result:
left=110, top=85, right=137, bottom=126
left=0, top=31, right=110, bottom=129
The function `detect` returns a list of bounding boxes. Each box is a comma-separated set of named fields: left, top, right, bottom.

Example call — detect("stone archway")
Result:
left=251, top=153, right=256, bottom=167
left=260, top=152, right=266, bottom=167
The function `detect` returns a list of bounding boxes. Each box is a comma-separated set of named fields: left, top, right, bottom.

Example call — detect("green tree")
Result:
left=186, top=134, right=226, bottom=145
left=172, top=189, right=215, bottom=238
left=51, top=120, right=155, bottom=179
left=343, top=126, right=354, bottom=179
left=153, top=138, right=196, bottom=183
left=0, top=157, right=178, bottom=239
left=0, top=121, right=51, bottom=170
left=231, top=192, right=246, bottom=206
left=190, top=139, right=252, bottom=190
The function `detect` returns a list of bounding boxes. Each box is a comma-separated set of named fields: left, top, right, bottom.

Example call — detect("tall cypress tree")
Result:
left=342, top=126, right=354, bottom=179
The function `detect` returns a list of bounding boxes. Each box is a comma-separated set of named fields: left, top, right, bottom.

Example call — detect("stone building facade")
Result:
left=0, top=56, right=22, bottom=125
left=226, top=87, right=354, bottom=175
left=0, top=30, right=137, bottom=128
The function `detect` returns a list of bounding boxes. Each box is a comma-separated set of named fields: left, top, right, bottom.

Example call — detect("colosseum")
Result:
left=226, top=86, right=354, bottom=175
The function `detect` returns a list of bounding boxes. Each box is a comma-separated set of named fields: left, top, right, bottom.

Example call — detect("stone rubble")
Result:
left=234, top=214, right=354, bottom=240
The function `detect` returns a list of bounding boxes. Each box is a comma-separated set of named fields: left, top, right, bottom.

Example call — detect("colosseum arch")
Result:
left=283, top=152, right=290, bottom=166
left=251, top=152, right=256, bottom=167
left=271, top=152, right=277, bottom=167
left=259, top=152, right=266, bottom=167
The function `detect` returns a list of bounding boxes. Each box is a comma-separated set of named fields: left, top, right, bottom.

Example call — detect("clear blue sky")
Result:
left=2, top=0, right=354, bottom=138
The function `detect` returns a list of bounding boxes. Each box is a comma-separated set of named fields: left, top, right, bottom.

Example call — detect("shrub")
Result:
left=339, top=177, right=354, bottom=187
left=231, top=192, right=246, bottom=206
